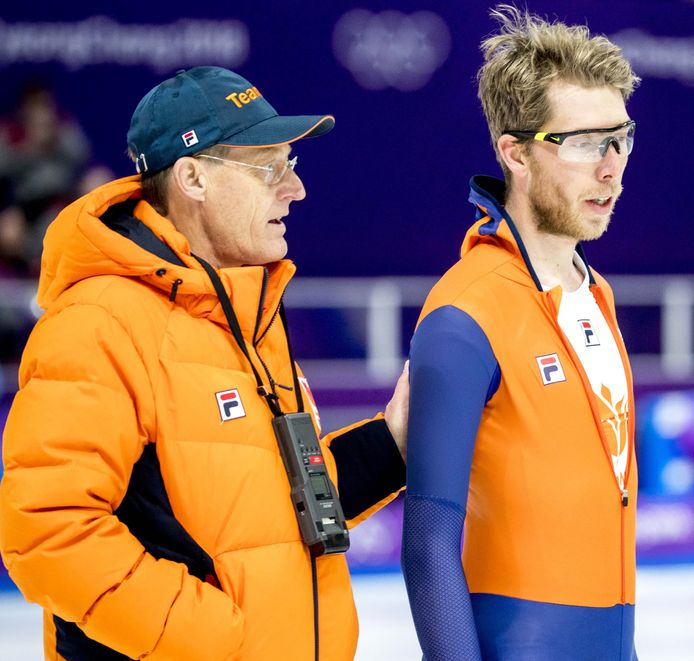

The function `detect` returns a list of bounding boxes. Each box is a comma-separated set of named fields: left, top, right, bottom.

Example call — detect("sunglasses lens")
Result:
left=557, top=124, right=635, bottom=163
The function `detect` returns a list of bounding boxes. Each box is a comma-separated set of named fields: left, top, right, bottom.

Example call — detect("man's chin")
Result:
left=266, top=240, right=289, bottom=263
left=538, top=217, right=610, bottom=242
left=578, top=215, right=611, bottom=242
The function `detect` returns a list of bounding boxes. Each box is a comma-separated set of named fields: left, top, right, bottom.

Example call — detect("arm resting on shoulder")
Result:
left=327, top=417, right=406, bottom=521
left=317, top=361, right=408, bottom=523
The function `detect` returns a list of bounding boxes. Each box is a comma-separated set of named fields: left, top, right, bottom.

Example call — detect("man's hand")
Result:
left=385, top=361, right=409, bottom=461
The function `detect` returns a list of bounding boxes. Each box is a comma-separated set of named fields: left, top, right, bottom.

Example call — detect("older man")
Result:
left=0, top=66, right=407, bottom=660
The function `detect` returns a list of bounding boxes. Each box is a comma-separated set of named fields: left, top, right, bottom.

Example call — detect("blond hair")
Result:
left=477, top=4, right=640, bottom=179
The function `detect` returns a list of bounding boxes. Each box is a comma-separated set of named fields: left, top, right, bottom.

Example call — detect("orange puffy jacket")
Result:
left=0, top=176, right=404, bottom=660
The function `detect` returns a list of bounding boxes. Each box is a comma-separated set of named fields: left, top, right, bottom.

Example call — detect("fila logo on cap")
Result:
left=579, top=319, right=600, bottom=346
left=216, top=389, right=246, bottom=422
left=536, top=353, right=566, bottom=386
left=181, top=130, right=199, bottom=148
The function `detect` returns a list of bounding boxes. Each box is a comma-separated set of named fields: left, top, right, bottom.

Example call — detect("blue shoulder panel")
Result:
left=406, top=305, right=498, bottom=505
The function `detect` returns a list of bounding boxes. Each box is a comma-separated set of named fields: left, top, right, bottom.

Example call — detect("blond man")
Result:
left=402, top=6, right=639, bottom=659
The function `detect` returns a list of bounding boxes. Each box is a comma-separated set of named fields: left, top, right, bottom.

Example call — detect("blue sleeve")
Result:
left=401, top=305, right=499, bottom=661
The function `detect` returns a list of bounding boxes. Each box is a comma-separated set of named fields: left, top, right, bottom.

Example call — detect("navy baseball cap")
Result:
left=127, top=66, right=335, bottom=175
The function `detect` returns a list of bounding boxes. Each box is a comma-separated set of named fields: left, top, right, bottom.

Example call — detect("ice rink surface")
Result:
left=1, top=565, right=692, bottom=660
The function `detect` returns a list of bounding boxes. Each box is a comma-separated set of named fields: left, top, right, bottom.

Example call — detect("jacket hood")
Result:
left=38, top=175, right=210, bottom=308
left=37, top=176, right=295, bottom=333
left=462, top=175, right=595, bottom=291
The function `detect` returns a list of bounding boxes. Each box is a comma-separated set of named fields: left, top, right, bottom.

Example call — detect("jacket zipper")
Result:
left=545, top=291, right=631, bottom=603
left=251, top=271, right=281, bottom=399
left=590, top=286, right=636, bottom=501
left=252, top=268, right=292, bottom=395
left=591, top=285, right=636, bottom=605
left=247, top=268, right=277, bottom=399
left=252, top=268, right=269, bottom=346
left=256, top=296, right=282, bottom=345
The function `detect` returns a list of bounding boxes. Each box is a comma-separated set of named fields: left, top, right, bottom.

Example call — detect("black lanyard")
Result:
left=194, top=255, right=304, bottom=417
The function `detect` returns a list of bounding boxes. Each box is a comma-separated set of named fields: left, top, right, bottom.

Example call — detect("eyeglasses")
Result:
left=504, top=120, right=636, bottom=163
left=196, top=154, right=298, bottom=185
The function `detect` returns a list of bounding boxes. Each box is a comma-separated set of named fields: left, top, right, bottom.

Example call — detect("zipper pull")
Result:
left=621, top=489, right=629, bottom=507
left=169, top=278, right=183, bottom=302
left=257, top=385, right=279, bottom=401
left=267, top=376, right=293, bottom=393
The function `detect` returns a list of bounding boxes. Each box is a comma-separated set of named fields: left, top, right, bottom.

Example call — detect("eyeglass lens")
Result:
left=557, top=126, right=635, bottom=163
left=268, top=156, right=298, bottom=185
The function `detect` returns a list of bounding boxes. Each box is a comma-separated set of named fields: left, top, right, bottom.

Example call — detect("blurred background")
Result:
left=0, top=1, right=693, bottom=658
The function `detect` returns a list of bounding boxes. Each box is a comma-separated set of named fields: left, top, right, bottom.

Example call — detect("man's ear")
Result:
left=170, top=157, right=207, bottom=203
left=497, top=134, right=530, bottom=177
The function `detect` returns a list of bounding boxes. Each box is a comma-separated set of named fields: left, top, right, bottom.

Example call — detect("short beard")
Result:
left=528, top=161, right=621, bottom=243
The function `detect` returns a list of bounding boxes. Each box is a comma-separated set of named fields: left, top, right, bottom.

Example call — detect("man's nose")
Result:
left=278, top=169, right=306, bottom=201
left=601, top=137, right=622, bottom=157
left=596, top=139, right=624, bottom=180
